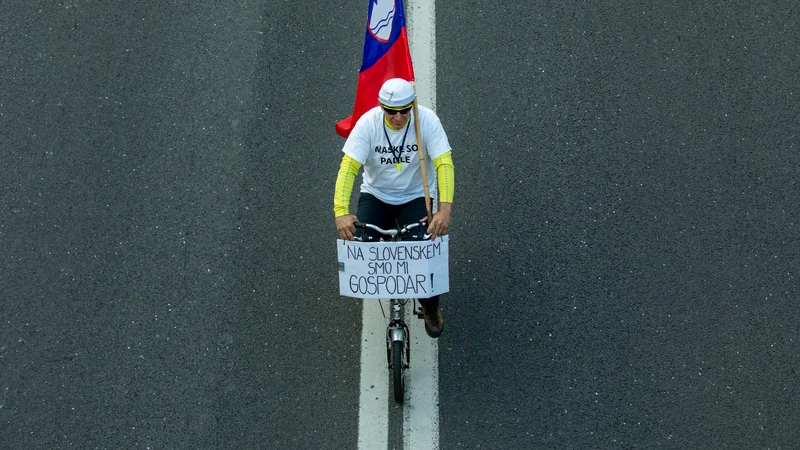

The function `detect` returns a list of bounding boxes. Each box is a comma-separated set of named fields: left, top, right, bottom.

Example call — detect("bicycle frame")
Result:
left=353, top=221, right=428, bottom=402
left=387, top=300, right=410, bottom=365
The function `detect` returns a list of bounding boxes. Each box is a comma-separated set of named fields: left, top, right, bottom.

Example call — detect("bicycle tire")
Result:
left=391, top=340, right=405, bottom=403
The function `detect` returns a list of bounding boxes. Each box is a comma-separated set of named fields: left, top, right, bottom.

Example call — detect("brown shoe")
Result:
left=422, top=306, right=444, bottom=338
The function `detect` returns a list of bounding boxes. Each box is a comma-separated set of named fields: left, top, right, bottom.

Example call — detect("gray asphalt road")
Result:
left=437, top=1, right=799, bottom=448
left=2, top=1, right=361, bottom=448
left=2, top=0, right=798, bottom=449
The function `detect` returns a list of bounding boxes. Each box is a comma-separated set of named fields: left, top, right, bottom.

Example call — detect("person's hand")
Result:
left=422, top=202, right=452, bottom=241
left=335, top=214, right=359, bottom=241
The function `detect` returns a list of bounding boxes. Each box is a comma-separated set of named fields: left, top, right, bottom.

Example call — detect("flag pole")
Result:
left=410, top=82, right=433, bottom=223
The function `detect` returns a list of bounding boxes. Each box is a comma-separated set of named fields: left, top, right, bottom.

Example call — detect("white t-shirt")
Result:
left=342, top=105, right=452, bottom=205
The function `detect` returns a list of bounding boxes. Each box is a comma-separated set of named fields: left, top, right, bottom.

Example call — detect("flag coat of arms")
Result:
left=336, top=0, right=415, bottom=138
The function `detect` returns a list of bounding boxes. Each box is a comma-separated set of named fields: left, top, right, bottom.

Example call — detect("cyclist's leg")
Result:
left=355, top=193, right=394, bottom=241
left=396, top=196, right=430, bottom=234
left=397, top=197, right=440, bottom=311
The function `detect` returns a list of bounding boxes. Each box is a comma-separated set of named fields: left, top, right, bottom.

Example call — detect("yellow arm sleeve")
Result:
left=333, top=154, right=362, bottom=217
left=433, top=151, right=454, bottom=203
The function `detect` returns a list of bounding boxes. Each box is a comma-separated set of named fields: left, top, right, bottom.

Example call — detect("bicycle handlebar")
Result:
left=353, top=221, right=427, bottom=238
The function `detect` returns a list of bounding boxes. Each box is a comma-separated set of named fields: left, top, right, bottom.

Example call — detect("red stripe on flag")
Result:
left=336, top=29, right=415, bottom=138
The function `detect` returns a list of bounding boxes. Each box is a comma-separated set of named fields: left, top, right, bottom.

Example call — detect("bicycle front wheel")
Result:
left=391, top=340, right=405, bottom=403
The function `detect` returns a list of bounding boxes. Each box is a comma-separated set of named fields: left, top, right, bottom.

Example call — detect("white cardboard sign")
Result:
left=337, top=236, right=449, bottom=299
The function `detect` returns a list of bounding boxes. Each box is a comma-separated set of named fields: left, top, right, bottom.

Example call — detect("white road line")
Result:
left=357, top=300, right=389, bottom=450
left=407, top=0, right=437, bottom=110
left=403, top=302, right=439, bottom=450
left=357, top=1, right=439, bottom=449
left=405, top=0, right=440, bottom=449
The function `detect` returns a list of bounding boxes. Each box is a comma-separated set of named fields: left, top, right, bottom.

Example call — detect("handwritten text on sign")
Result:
left=337, top=236, right=449, bottom=299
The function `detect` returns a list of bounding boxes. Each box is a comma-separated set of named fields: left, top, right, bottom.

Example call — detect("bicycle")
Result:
left=352, top=220, right=428, bottom=403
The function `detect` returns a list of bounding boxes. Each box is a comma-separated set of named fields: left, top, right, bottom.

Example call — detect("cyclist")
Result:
left=334, top=78, right=455, bottom=338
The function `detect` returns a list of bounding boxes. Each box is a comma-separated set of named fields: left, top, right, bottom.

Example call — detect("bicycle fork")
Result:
left=386, top=299, right=411, bottom=369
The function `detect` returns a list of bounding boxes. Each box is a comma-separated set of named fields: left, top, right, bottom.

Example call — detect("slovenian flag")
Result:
left=335, top=0, right=415, bottom=138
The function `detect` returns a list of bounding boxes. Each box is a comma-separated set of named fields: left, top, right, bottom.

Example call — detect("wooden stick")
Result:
left=411, top=87, right=433, bottom=223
